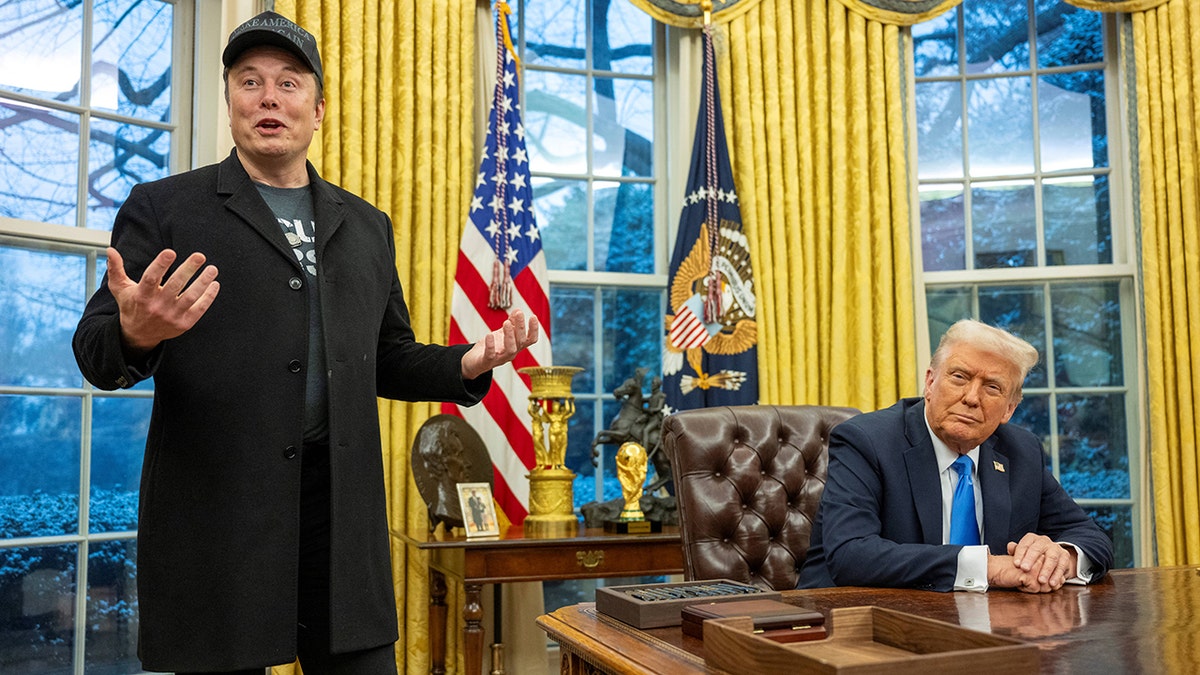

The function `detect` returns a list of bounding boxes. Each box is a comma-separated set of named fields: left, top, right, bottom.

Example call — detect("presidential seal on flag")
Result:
left=664, top=219, right=757, bottom=396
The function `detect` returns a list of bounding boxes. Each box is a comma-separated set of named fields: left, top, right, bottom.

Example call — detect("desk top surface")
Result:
left=538, top=565, right=1200, bottom=674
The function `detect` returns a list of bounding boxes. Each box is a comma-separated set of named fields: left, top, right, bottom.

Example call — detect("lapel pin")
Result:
left=993, top=460, right=1005, bottom=473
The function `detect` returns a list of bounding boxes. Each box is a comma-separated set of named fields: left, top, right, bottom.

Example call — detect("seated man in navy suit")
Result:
left=799, top=319, right=1113, bottom=593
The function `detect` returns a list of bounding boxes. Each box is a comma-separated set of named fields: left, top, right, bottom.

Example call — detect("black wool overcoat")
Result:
left=73, top=150, right=489, bottom=671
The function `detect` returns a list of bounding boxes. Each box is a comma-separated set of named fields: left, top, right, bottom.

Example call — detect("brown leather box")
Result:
left=680, top=599, right=826, bottom=643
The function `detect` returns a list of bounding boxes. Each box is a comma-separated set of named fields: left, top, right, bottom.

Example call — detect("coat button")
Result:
left=283, top=446, right=297, bottom=459
left=288, top=359, right=302, bottom=373
left=289, top=277, right=303, bottom=290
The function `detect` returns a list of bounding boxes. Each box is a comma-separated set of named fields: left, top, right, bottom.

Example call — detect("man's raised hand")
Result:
left=107, top=247, right=220, bottom=354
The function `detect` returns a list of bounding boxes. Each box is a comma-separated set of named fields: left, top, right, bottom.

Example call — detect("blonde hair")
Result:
left=930, top=319, right=1039, bottom=389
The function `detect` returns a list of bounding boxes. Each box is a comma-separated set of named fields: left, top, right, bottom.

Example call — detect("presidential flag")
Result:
left=663, top=25, right=758, bottom=412
left=443, top=1, right=551, bottom=524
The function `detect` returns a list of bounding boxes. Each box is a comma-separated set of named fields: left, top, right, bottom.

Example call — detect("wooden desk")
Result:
left=396, top=524, right=682, bottom=675
left=537, top=566, right=1200, bottom=674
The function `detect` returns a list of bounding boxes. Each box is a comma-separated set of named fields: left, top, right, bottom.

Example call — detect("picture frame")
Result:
left=456, top=482, right=500, bottom=538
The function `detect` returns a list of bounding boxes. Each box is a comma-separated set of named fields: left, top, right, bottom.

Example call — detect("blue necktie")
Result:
left=949, top=455, right=980, bottom=546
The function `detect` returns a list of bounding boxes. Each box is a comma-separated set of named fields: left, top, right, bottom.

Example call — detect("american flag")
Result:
left=662, top=25, right=758, bottom=412
left=443, top=1, right=550, bottom=524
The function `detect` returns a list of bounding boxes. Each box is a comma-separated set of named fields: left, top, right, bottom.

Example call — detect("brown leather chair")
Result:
left=662, top=405, right=859, bottom=591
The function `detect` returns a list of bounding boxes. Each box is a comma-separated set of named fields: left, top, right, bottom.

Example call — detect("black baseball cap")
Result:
left=222, top=11, right=323, bottom=86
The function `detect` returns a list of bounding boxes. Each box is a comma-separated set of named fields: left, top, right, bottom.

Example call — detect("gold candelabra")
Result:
left=519, top=366, right=583, bottom=538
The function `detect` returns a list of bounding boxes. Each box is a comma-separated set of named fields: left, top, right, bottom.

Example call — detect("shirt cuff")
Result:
left=1059, top=542, right=1094, bottom=585
left=954, top=545, right=989, bottom=592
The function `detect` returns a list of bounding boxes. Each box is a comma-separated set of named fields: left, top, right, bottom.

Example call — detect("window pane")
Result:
left=88, top=118, right=171, bottom=232
left=595, top=181, right=653, bottom=273
left=537, top=177, right=588, bottom=271
left=1036, top=2, right=1102, bottom=69
left=1043, top=175, right=1111, bottom=266
left=90, top=397, right=150, bottom=533
left=593, top=77, right=652, bottom=178
left=913, top=8, right=958, bottom=77
left=597, top=0, right=653, bottom=76
left=566, top=397, right=598, bottom=508
left=0, top=395, right=82, bottom=538
left=978, top=284, right=1048, bottom=388
left=1039, top=72, right=1107, bottom=171
left=523, top=0, right=585, bottom=69
left=964, top=0, right=1030, bottom=72
left=0, top=0, right=83, bottom=104
left=524, top=71, right=587, bottom=175
left=1057, top=394, right=1129, bottom=499
left=1009, top=393, right=1050, bottom=449
left=1085, top=504, right=1133, bottom=568
left=85, top=539, right=139, bottom=672
left=92, top=0, right=173, bottom=121
left=1051, top=281, right=1123, bottom=387
left=920, top=185, right=966, bottom=271
left=549, top=287, right=596, bottom=392
left=0, top=544, right=77, bottom=670
left=0, top=101, right=80, bottom=227
left=0, top=245, right=88, bottom=388
left=968, top=77, right=1034, bottom=176
left=915, top=81, right=963, bottom=179
left=972, top=180, right=1036, bottom=268
left=601, top=287, right=662, bottom=392
left=926, top=287, right=972, bottom=342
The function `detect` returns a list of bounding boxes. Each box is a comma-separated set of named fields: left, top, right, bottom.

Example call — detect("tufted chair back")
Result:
left=662, top=405, right=860, bottom=591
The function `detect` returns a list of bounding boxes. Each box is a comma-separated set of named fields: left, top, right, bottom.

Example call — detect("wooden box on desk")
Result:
left=595, top=579, right=780, bottom=629
left=703, top=605, right=1039, bottom=674
left=681, top=598, right=826, bottom=643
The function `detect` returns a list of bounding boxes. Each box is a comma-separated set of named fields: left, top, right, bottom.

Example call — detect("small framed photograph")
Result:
left=457, top=483, right=499, bottom=538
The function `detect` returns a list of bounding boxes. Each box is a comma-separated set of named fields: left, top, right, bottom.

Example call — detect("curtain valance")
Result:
left=627, top=0, right=767, bottom=27
left=1061, top=0, right=1170, bottom=11
left=828, top=0, right=961, bottom=25
left=827, top=0, right=1170, bottom=25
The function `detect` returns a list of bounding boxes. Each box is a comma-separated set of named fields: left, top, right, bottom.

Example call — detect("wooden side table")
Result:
left=396, top=524, right=682, bottom=675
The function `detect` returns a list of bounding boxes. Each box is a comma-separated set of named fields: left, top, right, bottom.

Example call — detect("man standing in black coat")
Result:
left=72, top=11, right=538, bottom=675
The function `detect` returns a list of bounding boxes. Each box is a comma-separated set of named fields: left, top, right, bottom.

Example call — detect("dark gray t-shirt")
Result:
left=255, top=183, right=328, bottom=443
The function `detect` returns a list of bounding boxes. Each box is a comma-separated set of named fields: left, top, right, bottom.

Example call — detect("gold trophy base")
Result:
left=603, top=518, right=662, bottom=534
left=525, top=467, right=579, bottom=538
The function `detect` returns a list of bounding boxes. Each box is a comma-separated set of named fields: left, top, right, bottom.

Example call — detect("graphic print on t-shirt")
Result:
left=279, top=217, right=317, bottom=278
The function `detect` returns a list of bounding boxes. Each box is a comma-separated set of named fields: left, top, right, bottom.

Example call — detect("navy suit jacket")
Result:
left=798, top=397, right=1113, bottom=591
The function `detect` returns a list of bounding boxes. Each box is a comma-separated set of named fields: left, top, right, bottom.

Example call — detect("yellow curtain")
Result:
left=272, top=0, right=475, bottom=672
left=831, top=0, right=962, bottom=25
left=1129, top=0, right=1200, bottom=566
left=719, top=0, right=917, bottom=410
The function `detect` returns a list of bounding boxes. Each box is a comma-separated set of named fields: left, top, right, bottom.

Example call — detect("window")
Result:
left=913, top=0, right=1138, bottom=566
left=0, top=0, right=189, bottom=670
left=514, top=0, right=667, bottom=511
